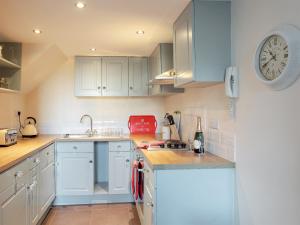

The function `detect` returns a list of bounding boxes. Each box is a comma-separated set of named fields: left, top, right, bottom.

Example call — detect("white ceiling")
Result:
left=0, top=0, right=190, bottom=56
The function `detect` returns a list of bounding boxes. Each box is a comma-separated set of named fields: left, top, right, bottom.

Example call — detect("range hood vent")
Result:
left=149, top=43, right=175, bottom=84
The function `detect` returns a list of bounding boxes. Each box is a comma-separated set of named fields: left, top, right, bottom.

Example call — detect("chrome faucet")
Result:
left=80, top=114, right=96, bottom=137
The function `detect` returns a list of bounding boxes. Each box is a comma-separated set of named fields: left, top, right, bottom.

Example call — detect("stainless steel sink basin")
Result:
left=62, top=134, right=126, bottom=139
left=63, top=134, right=92, bottom=139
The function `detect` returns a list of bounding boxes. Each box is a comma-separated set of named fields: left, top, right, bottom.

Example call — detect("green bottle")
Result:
left=193, top=117, right=205, bottom=154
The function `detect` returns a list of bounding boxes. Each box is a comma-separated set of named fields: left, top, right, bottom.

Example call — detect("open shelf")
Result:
left=0, top=57, right=21, bottom=69
left=95, top=182, right=109, bottom=194
left=0, top=87, right=19, bottom=94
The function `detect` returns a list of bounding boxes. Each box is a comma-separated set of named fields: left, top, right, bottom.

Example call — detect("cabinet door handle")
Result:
left=15, top=171, right=24, bottom=178
left=146, top=202, right=154, bottom=207
left=97, top=86, right=101, bottom=90
left=89, top=160, right=93, bottom=163
left=102, top=86, right=106, bottom=90
left=126, top=159, right=130, bottom=163
left=130, top=86, right=133, bottom=90
left=34, top=158, right=40, bottom=164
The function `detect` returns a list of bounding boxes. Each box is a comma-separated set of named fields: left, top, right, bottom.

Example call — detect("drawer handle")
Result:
left=117, top=145, right=121, bottom=148
left=73, top=146, right=78, bottom=150
left=46, top=152, right=50, bottom=155
left=34, top=158, right=40, bottom=164
left=15, top=171, right=24, bottom=178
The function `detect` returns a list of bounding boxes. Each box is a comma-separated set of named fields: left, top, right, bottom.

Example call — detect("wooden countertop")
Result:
left=140, top=150, right=235, bottom=170
left=0, top=135, right=57, bottom=173
left=0, top=133, right=234, bottom=173
left=130, top=134, right=235, bottom=170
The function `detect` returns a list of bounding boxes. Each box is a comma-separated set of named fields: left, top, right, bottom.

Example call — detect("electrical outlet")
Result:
left=208, top=119, right=219, bottom=129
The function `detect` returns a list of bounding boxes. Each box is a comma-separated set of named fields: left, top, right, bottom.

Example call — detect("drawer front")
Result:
left=144, top=161, right=154, bottom=193
left=28, top=152, right=40, bottom=170
left=12, top=160, right=30, bottom=191
left=109, top=141, right=131, bottom=152
left=56, top=142, right=94, bottom=153
left=0, top=184, right=14, bottom=205
left=0, top=170, right=14, bottom=194
left=40, top=144, right=55, bottom=169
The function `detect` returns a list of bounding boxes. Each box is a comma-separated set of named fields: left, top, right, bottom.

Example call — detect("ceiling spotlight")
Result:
left=90, top=48, right=96, bottom=51
left=136, top=30, right=145, bottom=35
left=33, top=29, right=42, bottom=34
left=75, top=1, right=86, bottom=9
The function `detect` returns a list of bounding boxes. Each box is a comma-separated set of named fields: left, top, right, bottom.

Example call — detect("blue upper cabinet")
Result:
left=173, top=0, right=231, bottom=87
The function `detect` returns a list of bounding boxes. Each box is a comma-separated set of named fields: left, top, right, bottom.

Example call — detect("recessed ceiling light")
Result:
left=75, top=1, right=86, bottom=9
left=33, top=29, right=42, bottom=34
left=90, top=48, right=96, bottom=51
left=136, top=30, right=145, bottom=35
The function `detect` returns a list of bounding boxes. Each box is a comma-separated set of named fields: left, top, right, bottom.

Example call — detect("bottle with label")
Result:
left=193, top=117, right=205, bottom=154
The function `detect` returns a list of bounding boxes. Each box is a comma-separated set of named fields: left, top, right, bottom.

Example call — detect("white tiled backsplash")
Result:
left=175, top=106, right=236, bottom=162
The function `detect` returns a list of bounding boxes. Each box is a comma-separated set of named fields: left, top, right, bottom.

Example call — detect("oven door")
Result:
left=133, top=151, right=144, bottom=222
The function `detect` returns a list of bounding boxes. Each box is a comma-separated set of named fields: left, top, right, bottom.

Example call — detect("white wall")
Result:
left=0, top=92, right=25, bottom=128
left=231, top=0, right=300, bottom=224
left=25, top=58, right=166, bottom=134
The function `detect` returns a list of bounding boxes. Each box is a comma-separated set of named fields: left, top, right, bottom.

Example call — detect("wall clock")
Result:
left=254, top=24, right=300, bottom=90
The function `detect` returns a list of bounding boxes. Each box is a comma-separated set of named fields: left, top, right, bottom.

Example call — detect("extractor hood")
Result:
left=149, top=43, right=175, bottom=83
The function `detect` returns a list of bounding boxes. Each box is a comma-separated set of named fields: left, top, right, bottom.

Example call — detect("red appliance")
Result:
left=128, top=115, right=157, bottom=134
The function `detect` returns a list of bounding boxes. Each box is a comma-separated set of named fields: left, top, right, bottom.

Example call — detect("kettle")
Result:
left=22, top=117, right=38, bottom=138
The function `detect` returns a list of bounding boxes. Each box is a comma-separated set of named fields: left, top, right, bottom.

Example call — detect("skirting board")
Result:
left=54, top=194, right=134, bottom=205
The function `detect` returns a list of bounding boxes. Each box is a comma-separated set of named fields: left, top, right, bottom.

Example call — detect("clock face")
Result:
left=259, top=35, right=289, bottom=80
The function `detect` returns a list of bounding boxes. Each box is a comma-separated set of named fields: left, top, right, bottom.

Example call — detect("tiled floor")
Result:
left=42, top=203, right=141, bottom=225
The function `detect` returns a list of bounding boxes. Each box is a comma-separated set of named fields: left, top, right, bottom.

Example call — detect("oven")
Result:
left=132, top=150, right=145, bottom=222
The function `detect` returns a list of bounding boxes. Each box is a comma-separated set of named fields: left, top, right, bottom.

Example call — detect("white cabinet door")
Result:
left=1, top=186, right=27, bottom=225
left=129, top=57, right=149, bottom=96
left=173, top=3, right=193, bottom=87
left=109, top=151, right=131, bottom=194
left=75, top=56, right=102, bottom=96
left=56, top=152, right=94, bottom=196
left=28, top=171, right=39, bottom=225
left=39, top=163, right=55, bottom=216
left=102, top=57, right=129, bottom=96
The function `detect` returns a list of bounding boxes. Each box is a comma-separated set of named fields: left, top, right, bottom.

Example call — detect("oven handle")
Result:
left=138, top=168, right=149, bottom=173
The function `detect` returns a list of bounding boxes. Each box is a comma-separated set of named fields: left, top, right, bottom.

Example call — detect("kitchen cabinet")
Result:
left=173, top=1, right=231, bottom=87
left=0, top=42, right=22, bottom=93
left=129, top=57, right=149, bottom=96
left=137, top=153, right=235, bottom=225
left=27, top=168, right=39, bottom=225
left=0, top=143, right=55, bottom=225
left=39, top=145, right=55, bottom=216
left=75, top=56, right=102, bottom=96
left=108, top=141, right=131, bottom=194
left=27, top=152, right=41, bottom=225
left=0, top=160, right=29, bottom=225
left=1, top=186, right=27, bottom=225
left=102, top=57, right=129, bottom=96
left=56, top=142, right=94, bottom=196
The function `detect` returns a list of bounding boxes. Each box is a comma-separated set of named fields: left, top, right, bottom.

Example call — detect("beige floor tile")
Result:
left=42, top=203, right=141, bottom=225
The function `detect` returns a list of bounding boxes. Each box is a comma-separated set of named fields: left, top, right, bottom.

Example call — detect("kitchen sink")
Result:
left=63, top=134, right=91, bottom=138
left=62, top=134, right=127, bottom=139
